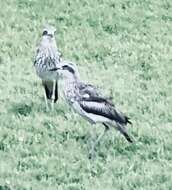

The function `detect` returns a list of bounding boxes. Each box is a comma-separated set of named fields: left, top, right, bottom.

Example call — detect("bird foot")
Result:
left=89, top=152, right=96, bottom=160
left=45, top=106, right=50, bottom=112
left=44, top=103, right=50, bottom=112
left=88, top=146, right=96, bottom=160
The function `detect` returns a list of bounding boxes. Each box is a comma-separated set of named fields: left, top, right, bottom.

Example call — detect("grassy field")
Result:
left=0, top=0, right=172, bottom=189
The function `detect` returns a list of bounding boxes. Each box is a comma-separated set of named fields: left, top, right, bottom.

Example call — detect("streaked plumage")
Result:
left=34, top=25, right=61, bottom=110
left=50, top=61, right=133, bottom=156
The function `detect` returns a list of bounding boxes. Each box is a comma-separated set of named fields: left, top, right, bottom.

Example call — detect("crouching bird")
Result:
left=50, top=61, right=133, bottom=157
left=34, top=25, right=62, bottom=111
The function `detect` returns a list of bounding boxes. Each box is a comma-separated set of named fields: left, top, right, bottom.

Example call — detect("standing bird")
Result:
left=34, top=25, right=61, bottom=111
left=50, top=61, right=133, bottom=157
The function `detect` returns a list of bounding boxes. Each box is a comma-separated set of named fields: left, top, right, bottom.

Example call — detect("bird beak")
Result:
left=49, top=68, right=58, bottom=71
left=49, top=66, right=61, bottom=71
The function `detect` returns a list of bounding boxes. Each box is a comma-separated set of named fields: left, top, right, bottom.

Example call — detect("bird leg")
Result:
left=51, top=80, right=56, bottom=111
left=94, top=124, right=109, bottom=148
left=89, top=124, right=109, bottom=159
left=43, top=87, right=49, bottom=111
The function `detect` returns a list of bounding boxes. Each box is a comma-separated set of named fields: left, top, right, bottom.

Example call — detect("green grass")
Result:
left=0, top=0, right=172, bottom=189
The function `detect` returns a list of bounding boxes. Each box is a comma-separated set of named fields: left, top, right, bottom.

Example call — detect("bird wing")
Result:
left=78, top=82, right=113, bottom=104
left=80, top=100, right=125, bottom=123
left=78, top=82, right=100, bottom=97
left=78, top=88, right=131, bottom=125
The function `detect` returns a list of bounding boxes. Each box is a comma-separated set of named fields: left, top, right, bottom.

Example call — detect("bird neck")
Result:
left=65, top=77, right=78, bottom=85
left=51, top=37, right=57, bottom=47
left=42, top=36, right=56, bottom=44
left=62, top=76, right=78, bottom=92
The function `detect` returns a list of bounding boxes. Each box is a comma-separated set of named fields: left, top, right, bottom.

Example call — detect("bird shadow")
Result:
left=9, top=102, right=32, bottom=116
left=0, top=185, right=11, bottom=190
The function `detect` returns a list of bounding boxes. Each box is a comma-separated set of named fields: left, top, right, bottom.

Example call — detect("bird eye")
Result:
left=42, top=30, right=48, bottom=36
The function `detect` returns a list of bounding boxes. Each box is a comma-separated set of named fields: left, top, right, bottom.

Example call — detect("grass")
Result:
left=0, top=0, right=172, bottom=189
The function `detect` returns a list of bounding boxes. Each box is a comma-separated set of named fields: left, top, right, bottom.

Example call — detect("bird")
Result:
left=50, top=61, right=133, bottom=157
left=34, top=25, right=62, bottom=111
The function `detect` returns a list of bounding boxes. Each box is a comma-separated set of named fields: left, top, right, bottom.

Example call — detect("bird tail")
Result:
left=111, top=122, right=133, bottom=143
left=42, top=81, right=58, bottom=103
left=125, top=116, right=132, bottom=125
left=113, top=109, right=132, bottom=126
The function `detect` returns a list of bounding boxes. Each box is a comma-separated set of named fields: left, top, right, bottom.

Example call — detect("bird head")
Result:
left=50, top=61, right=80, bottom=81
left=42, top=25, right=56, bottom=38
